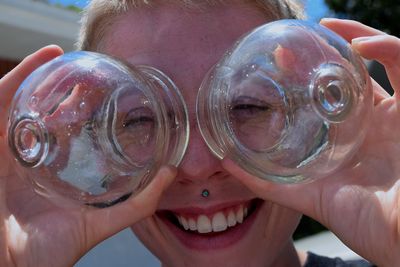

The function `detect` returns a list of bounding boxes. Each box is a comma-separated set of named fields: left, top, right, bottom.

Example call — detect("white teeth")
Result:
left=188, top=218, right=197, bottom=231
left=227, top=210, right=237, bottom=227
left=236, top=205, right=244, bottom=224
left=175, top=202, right=252, bottom=234
left=180, top=216, right=189, bottom=230
left=197, top=215, right=212, bottom=233
left=212, top=212, right=228, bottom=232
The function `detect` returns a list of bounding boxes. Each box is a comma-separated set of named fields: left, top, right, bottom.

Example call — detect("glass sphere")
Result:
left=7, top=51, right=189, bottom=206
left=197, top=20, right=373, bottom=183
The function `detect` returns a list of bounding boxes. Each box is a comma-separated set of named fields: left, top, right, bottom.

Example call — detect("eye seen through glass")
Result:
left=228, top=69, right=288, bottom=151
left=113, top=86, right=156, bottom=165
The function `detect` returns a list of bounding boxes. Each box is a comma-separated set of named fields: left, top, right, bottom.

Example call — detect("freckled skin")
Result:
left=99, top=3, right=303, bottom=267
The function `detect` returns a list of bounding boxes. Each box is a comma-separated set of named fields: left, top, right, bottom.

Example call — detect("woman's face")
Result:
left=100, top=2, right=302, bottom=267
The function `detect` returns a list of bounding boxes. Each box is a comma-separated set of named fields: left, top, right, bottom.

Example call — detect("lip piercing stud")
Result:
left=201, top=189, right=210, bottom=198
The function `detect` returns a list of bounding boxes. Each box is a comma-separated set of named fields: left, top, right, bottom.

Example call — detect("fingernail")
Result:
left=319, top=17, right=339, bottom=24
left=42, top=44, right=64, bottom=53
left=320, top=17, right=337, bottom=22
left=352, top=36, right=372, bottom=45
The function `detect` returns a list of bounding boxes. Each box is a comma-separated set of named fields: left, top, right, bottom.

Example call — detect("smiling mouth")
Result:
left=157, top=198, right=262, bottom=235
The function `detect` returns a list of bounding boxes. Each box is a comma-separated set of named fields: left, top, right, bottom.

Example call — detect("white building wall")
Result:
left=0, top=0, right=79, bottom=60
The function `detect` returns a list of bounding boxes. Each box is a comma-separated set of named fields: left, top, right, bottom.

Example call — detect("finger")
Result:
left=84, top=165, right=177, bottom=246
left=351, top=35, right=400, bottom=96
left=28, top=62, right=79, bottom=114
left=221, top=158, right=318, bottom=216
left=320, top=19, right=395, bottom=101
left=274, top=45, right=297, bottom=72
left=320, top=18, right=385, bottom=42
left=0, top=45, right=64, bottom=138
left=0, top=45, right=64, bottom=105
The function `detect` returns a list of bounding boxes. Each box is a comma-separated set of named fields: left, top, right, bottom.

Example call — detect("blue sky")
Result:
left=304, top=0, right=331, bottom=21
left=50, top=0, right=331, bottom=22
left=48, top=0, right=88, bottom=8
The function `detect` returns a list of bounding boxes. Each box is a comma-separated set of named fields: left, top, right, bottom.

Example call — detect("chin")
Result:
left=131, top=199, right=302, bottom=267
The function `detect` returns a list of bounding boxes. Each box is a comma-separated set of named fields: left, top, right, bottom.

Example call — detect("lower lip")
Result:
left=157, top=200, right=262, bottom=251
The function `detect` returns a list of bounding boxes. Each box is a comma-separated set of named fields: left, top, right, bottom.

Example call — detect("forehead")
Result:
left=100, top=2, right=270, bottom=114
left=101, top=2, right=269, bottom=70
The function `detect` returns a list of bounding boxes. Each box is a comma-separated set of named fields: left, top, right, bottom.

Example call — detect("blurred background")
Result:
left=0, top=0, right=395, bottom=92
left=0, top=0, right=397, bottom=266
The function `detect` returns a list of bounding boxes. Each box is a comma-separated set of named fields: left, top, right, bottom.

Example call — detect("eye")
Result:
left=232, top=103, right=270, bottom=115
left=230, top=96, right=271, bottom=122
left=83, top=120, right=94, bottom=131
left=121, top=107, right=155, bottom=129
left=229, top=95, right=287, bottom=151
left=122, top=115, right=154, bottom=128
left=114, top=106, right=156, bottom=162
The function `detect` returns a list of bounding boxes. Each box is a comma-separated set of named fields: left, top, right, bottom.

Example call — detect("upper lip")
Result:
left=157, top=198, right=254, bottom=216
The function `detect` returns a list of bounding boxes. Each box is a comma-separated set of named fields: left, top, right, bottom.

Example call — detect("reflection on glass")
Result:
left=197, top=20, right=373, bottom=183
left=8, top=51, right=189, bottom=206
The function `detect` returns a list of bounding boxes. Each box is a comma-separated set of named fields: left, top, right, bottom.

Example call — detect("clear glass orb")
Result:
left=8, top=51, right=189, bottom=206
left=197, top=20, right=373, bottom=183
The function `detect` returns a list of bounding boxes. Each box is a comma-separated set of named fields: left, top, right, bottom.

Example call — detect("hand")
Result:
left=222, top=19, right=400, bottom=267
left=0, top=45, right=176, bottom=267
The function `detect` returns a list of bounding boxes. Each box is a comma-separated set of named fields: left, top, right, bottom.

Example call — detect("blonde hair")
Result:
left=77, top=0, right=305, bottom=50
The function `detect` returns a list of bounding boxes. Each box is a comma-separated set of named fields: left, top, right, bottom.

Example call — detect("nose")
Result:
left=177, top=121, right=222, bottom=184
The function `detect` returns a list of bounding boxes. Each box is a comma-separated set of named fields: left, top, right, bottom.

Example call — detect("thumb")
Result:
left=221, top=158, right=321, bottom=218
left=83, top=165, right=177, bottom=247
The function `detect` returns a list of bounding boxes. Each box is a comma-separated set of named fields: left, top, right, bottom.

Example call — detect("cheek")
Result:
left=262, top=202, right=302, bottom=242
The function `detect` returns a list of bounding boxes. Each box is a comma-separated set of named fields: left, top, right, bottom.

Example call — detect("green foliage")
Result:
left=54, top=3, right=82, bottom=12
left=324, top=0, right=400, bottom=36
